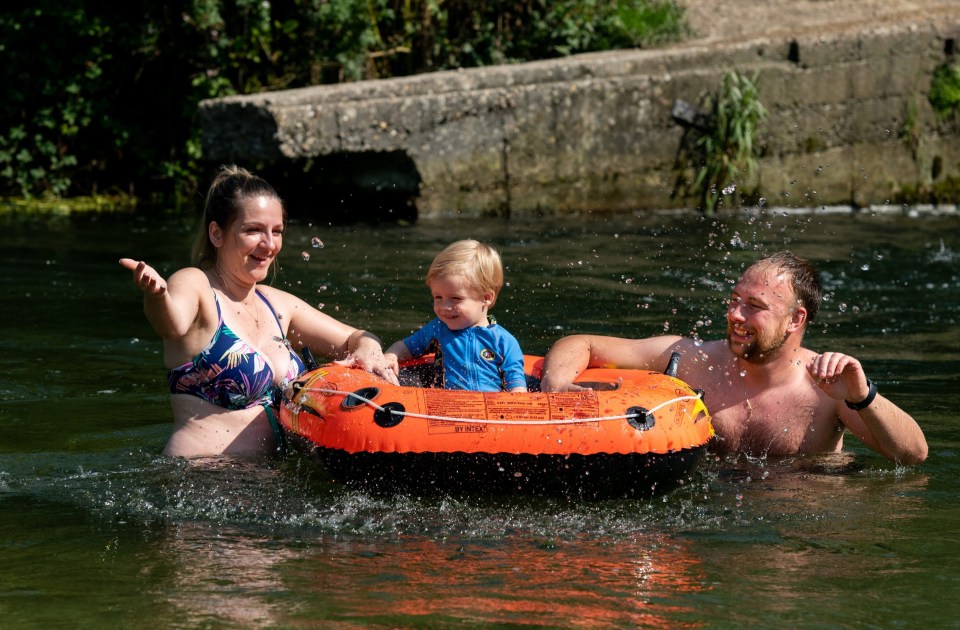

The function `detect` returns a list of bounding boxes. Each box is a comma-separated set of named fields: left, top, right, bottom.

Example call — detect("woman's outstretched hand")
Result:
left=120, top=258, right=167, bottom=297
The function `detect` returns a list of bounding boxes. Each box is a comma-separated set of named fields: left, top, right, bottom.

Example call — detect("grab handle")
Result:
left=664, top=352, right=680, bottom=377
left=301, top=347, right=319, bottom=371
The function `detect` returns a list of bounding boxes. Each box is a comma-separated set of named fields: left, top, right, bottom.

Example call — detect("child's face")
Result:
left=430, top=275, right=493, bottom=331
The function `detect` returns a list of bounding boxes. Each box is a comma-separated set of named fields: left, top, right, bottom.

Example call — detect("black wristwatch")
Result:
left=845, top=379, right=878, bottom=410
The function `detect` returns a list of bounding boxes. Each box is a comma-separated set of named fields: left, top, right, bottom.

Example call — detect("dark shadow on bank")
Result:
left=258, top=151, right=421, bottom=224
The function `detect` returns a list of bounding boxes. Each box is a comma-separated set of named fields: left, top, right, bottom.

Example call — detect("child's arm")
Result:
left=384, top=340, right=414, bottom=377
left=499, top=332, right=528, bottom=393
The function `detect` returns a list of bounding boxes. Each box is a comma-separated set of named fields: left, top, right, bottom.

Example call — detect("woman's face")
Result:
left=212, top=195, right=284, bottom=282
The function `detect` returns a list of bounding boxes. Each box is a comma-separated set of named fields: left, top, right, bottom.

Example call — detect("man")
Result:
left=541, top=251, right=927, bottom=464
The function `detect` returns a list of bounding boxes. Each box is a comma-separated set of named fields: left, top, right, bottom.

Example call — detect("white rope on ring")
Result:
left=295, top=386, right=702, bottom=426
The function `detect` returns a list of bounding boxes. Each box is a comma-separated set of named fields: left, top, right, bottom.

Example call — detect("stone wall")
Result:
left=200, top=19, right=960, bottom=218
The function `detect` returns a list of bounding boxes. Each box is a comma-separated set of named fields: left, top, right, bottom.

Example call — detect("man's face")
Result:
left=726, top=264, right=803, bottom=364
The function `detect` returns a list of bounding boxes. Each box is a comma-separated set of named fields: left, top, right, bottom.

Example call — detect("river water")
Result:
left=2, top=207, right=959, bottom=628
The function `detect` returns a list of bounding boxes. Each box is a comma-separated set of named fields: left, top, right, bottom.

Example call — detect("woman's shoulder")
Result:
left=165, top=267, right=214, bottom=301
left=168, top=266, right=210, bottom=285
left=255, top=283, right=297, bottom=307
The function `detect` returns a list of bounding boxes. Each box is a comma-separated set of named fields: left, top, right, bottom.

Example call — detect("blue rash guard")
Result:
left=402, top=317, right=526, bottom=392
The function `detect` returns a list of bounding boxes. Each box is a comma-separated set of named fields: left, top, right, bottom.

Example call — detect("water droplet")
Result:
left=860, top=263, right=870, bottom=271
left=722, top=184, right=736, bottom=195
left=838, top=303, right=847, bottom=313
left=317, top=303, right=325, bottom=310
left=311, top=237, right=325, bottom=248
left=739, top=370, right=746, bottom=377
left=301, top=252, right=310, bottom=261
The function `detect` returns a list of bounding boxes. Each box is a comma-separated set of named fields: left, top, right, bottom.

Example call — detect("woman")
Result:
left=120, top=165, right=398, bottom=458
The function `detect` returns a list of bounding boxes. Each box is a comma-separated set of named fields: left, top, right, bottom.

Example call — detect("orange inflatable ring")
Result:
left=280, top=354, right=714, bottom=499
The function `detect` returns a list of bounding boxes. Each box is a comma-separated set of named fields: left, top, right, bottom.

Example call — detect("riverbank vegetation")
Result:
left=693, top=71, right=766, bottom=214
left=929, top=61, right=960, bottom=118
left=0, top=0, right=687, bottom=210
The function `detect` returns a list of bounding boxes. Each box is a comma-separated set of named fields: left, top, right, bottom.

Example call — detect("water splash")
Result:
left=930, top=238, right=957, bottom=263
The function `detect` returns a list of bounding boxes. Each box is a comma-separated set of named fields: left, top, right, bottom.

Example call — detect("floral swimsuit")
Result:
left=168, top=290, right=305, bottom=410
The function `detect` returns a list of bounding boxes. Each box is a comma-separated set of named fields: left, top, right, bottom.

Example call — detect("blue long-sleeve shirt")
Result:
left=402, top=317, right=526, bottom=392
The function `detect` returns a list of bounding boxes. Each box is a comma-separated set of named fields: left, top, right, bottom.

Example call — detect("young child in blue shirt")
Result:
left=385, top=239, right=527, bottom=392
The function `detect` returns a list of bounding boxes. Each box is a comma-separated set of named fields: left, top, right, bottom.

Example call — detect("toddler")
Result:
left=385, top=239, right=527, bottom=392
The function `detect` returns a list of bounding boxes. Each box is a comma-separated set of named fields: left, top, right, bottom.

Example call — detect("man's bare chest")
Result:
left=704, top=380, right=842, bottom=456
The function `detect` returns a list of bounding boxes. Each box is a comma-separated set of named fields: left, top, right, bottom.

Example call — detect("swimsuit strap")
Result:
left=212, top=289, right=223, bottom=321
left=263, top=403, right=288, bottom=456
left=255, top=290, right=285, bottom=336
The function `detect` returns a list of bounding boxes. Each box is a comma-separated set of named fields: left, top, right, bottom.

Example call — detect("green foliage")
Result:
left=0, top=193, right=137, bottom=215
left=0, top=4, right=104, bottom=198
left=0, top=0, right=688, bottom=203
left=308, top=0, right=688, bottom=81
left=929, top=62, right=960, bottom=118
left=694, top=70, right=767, bottom=214
left=892, top=174, right=960, bottom=206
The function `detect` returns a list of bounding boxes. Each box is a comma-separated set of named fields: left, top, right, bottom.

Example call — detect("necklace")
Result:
left=242, top=295, right=262, bottom=329
left=215, top=267, right=261, bottom=329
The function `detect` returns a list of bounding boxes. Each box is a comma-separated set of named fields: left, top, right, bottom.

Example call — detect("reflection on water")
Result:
left=1, top=210, right=959, bottom=626
left=300, top=534, right=706, bottom=627
left=152, top=523, right=296, bottom=629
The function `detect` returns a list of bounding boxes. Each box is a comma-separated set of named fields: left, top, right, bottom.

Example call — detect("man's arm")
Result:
left=810, top=352, right=928, bottom=464
left=840, top=394, right=928, bottom=464
left=541, top=334, right=685, bottom=391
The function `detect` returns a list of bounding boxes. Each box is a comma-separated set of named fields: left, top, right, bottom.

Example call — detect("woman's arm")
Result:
left=119, top=259, right=204, bottom=341
left=274, top=288, right=399, bottom=384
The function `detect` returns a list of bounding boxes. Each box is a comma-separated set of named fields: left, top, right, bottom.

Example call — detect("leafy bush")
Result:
left=0, top=0, right=687, bottom=202
left=929, top=62, right=960, bottom=118
left=694, top=70, right=766, bottom=214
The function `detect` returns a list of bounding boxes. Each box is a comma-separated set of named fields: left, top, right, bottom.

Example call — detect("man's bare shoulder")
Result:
left=672, top=338, right=732, bottom=383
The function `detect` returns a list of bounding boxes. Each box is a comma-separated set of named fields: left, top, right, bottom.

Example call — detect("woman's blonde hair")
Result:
left=427, top=239, right=505, bottom=306
left=191, top=165, right=285, bottom=270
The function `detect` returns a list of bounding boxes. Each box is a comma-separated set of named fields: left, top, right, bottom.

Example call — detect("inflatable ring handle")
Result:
left=341, top=387, right=380, bottom=410
left=664, top=352, right=681, bottom=377
left=374, top=402, right=406, bottom=428
left=626, top=406, right=655, bottom=431
left=301, top=346, right=319, bottom=371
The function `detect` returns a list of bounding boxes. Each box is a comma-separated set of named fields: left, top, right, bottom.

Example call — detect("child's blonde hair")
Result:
left=427, top=239, right=505, bottom=306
